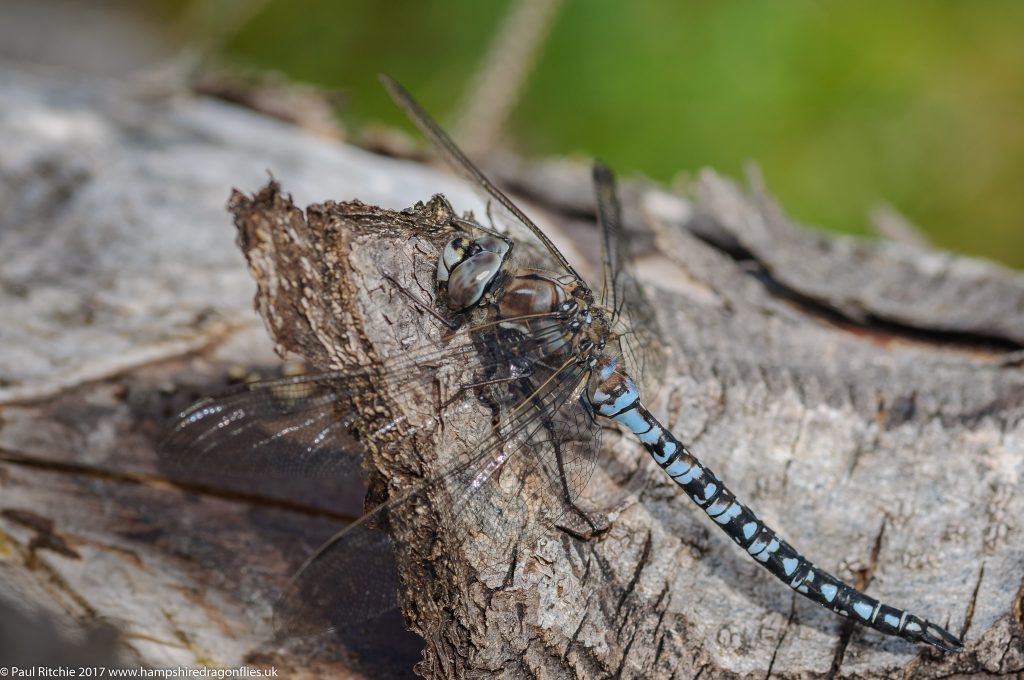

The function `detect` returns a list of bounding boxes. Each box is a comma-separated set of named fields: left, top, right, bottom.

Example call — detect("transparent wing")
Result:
left=272, top=358, right=600, bottom=642
left=613, top=273, right=666, bottom=396
left=160, top=311, right=571, bottom=479
left=593, top=163, right=624, bottom=314
left=161, top=312, right=601, bottom=649
left=161, top=373, right=369, bottom=480
left=380, top=74, right=584, bottom=284
left=446, top=359, right=600, bottom=569
left=592, top=162, right=666, bottom=389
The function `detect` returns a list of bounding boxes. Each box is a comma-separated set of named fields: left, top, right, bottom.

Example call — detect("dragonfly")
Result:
left=163, top=74, right=963, bottom=658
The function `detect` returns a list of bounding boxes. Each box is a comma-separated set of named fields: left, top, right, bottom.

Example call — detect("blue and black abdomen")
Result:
left=587, top=357, right=962, bottom=653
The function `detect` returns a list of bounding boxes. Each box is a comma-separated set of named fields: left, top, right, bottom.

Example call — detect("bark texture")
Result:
left=2, top=63, right=1023, bottom=679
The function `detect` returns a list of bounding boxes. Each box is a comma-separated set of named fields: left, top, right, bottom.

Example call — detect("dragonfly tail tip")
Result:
left=920, top=621, right=963, bottom=654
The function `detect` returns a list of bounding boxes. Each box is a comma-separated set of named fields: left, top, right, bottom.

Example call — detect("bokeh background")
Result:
left=12, top=0, right=1023, bottom=267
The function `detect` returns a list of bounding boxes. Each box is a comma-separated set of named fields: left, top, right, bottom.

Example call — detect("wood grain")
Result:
left=1, top=63, right=1022, bottom=679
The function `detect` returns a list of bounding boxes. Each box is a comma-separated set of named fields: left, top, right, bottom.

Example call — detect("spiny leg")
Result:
left=382, top=273, right=459, bottom=330
left=529, top=389, right=602, bottom=538
left=589, top=364, right=963, bottom=653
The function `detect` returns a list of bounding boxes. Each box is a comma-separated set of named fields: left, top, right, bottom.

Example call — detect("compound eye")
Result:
left=447, top=251, right=504, bottom=311
left=475, top=235, right=511, bottom=259
left=437, top=236, right=472, bottom=284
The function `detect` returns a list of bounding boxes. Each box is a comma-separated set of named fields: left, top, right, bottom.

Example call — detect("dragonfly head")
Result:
left=437, top=233, right=512, bottom=311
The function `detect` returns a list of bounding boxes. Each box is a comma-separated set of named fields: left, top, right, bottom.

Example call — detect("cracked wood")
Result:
left=1, top=62, right=1023, bottom=679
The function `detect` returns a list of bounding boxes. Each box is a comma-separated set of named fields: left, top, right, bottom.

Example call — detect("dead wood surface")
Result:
left=1, top=62, right=1023, bottom=679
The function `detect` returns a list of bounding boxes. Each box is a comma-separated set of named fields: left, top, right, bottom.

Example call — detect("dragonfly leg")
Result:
left=382, top=273, right=459, bottom=330
left=440, top=373, right=532, bottom=411
left=553, top=428, right=603, bottom=538
left=527, top=394, right=604, bottom=539
left=548, top=413, right=602, bottom=536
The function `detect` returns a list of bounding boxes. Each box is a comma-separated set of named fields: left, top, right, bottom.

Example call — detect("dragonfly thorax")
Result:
left=497, top=270, right=607, bottom=362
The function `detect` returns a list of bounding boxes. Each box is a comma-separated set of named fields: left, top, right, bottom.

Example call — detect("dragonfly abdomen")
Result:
left=587, top=357, right=962, bottom=653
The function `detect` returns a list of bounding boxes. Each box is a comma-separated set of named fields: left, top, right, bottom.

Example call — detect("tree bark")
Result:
left=1, top=63, right=1022, bottom=679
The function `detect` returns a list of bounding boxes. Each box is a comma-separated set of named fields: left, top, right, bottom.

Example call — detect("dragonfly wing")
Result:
left=592, top=163, right=666, bottom=393
left=272, top=359, right=602, bottom=643
left=613, top=273, right=666, bottom=395
left=161, top=372, right=369, bottom=481
left=380, top=74, right=584, bottom=284
left=271, top=508, right=403, bottom=641
left=446, top=360, right=601, bottom=570
left=593, top=162, right=625, bottom=314
left=159, top=316, right=536, bottom=481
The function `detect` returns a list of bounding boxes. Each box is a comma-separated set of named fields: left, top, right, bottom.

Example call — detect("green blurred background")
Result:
left=156, top=0, right=1023, bottom=268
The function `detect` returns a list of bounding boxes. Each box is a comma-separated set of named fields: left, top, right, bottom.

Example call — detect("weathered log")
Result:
left=1, top=63, right=1022, bottom=679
